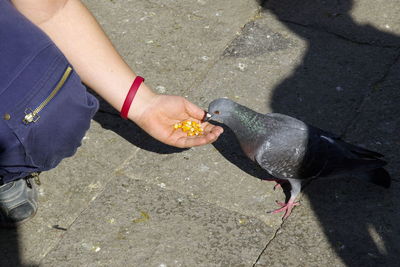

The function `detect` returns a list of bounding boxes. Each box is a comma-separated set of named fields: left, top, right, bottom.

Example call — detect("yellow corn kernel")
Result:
left=182, top=126, right=191, bottom=132
left=173, top=120, right=204, bottom=136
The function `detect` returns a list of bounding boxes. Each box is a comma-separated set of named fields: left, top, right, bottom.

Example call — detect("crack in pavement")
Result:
left=252, top=221, right=284, bottom=266
left=252, top=189, right=309, bottom=266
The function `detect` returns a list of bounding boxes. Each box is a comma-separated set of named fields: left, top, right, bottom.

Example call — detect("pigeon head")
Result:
left=205, top=98, right=237, bottom=123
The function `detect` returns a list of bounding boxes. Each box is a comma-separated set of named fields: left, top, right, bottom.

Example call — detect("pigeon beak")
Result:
left=202, top=112, right=212, bottom=122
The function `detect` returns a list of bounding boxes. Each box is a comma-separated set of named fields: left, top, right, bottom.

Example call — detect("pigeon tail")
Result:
left=337, top=140, right=384, bottom=158
left=322, top=157, right=387, bottom=178
left=356, top=168, right=391, bottom=188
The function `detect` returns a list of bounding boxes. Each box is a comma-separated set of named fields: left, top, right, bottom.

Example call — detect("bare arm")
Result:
left=11, top=0, right=153, bottom=122
left=12, top=0, right=223, bottom=147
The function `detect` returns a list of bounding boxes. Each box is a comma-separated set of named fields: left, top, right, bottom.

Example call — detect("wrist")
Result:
left=126, top=82, right=157, bottom=123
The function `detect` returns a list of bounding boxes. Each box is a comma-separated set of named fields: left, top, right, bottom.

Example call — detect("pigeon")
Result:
left=205, top=98, right=391, bottom=219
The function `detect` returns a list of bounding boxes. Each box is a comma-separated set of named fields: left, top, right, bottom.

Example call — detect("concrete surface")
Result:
left=1, top=0, right=399, bottom=266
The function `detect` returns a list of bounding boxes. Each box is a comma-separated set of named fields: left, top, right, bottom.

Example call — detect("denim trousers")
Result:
left=0, top=0, right=99, bottom=183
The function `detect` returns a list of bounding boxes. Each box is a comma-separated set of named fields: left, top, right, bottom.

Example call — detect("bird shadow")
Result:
left=251, top=0, right=400, bottom=265
left=212, top=123, right=293, bottom=200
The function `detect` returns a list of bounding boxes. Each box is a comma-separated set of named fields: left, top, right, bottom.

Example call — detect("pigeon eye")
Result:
left=214, top=110, right=220, bottom=115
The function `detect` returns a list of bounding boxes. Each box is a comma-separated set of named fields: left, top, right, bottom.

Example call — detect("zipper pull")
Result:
left=21, top=66, right=72, bottom=125
left=23, top=108, right=40, bottom=124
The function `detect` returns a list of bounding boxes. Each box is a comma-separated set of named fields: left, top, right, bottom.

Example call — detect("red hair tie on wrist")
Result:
left=120, top=76, right=144, bottom=119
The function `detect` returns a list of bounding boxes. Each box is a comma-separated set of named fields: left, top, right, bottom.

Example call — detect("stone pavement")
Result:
left=1, top=0, right=399, bottom=266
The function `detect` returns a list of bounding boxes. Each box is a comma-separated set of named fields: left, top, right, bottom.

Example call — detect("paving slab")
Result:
left=117, top=136, right=284, bottom=226
left=40, top=176, right=272, bottom=266
left=82, top=0, right=259, bottom=95
left=1, top=122, right=135, bottom=266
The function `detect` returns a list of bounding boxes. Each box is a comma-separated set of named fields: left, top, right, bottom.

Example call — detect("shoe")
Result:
left=0, top=175, right=38, bottom=227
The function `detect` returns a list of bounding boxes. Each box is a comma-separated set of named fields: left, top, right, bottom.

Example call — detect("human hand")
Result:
left=132, top=94, right=223, bottom=148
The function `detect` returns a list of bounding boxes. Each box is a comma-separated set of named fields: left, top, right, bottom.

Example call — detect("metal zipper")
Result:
left=23, top=66, right=72, bottom=124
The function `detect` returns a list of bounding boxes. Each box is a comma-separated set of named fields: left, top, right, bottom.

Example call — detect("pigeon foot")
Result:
left=271, top=200, right=300, bottom=220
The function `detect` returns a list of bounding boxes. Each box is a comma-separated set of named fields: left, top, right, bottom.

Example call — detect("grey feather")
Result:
left=207, top=98, right=391, bottom=187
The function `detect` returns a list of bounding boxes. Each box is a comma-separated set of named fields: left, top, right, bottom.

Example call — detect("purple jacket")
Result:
left=0, top=0, right=99, bottom=183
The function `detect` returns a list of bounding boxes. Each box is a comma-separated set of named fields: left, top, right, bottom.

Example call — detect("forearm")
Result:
left=12, top=0, right=155, bottom=122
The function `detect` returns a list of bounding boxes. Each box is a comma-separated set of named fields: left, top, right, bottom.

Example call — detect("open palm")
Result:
left=135, top=95, right=223, bottom=148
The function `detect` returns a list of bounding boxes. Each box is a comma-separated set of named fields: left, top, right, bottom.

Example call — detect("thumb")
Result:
left=184, top=98, right=207, bottom=121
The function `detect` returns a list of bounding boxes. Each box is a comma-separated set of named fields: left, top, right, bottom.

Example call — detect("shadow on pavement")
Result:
left=213, top=123, right=272, bottom=180
left=0, top=228, right=20, bottom=266
left=212, top=124, right=294, bottom=199
left=256, top=0, right=400, bottom=265
left=0, top=227, right=38, bottom=267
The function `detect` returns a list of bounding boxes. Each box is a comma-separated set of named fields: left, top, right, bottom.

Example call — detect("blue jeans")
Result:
left=0, top=0, right=99, bottom=183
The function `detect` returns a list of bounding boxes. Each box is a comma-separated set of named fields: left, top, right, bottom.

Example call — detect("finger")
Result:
left=175, top=127, right=223, bottom=148
left=202, top=123, right=224, bottom=135
left=177, top=137, right=208, bottom=148
left=184, top=99, right=207, bottom=121
left=178, top=135, right=214, bottom=148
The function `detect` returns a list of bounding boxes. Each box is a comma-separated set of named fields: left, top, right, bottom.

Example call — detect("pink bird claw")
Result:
left=270, top=200, right=300, bottom=220
left=275, top=201, right=286, bottom=207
